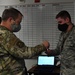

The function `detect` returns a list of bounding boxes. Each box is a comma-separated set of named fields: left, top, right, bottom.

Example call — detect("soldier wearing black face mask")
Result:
left=58, top=23, right=68, bottom=32
left=46, top=10, right=75, bottom=75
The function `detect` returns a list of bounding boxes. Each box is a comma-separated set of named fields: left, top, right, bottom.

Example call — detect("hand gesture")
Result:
left=42, top=41, right=50, bottom=49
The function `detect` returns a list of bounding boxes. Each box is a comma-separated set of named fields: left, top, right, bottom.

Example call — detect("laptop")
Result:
left=34, top=55, right=55, bottom=73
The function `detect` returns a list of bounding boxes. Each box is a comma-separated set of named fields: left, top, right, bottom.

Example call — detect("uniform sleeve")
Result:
left=1, top=30, right=46, bottom=58
left=49, top=33, right=62, bottom=56
left=49, top=43, right=61, bottom=56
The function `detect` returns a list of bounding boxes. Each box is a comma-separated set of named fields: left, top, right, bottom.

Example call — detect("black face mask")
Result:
left=58, top=23, right=68, bottom=32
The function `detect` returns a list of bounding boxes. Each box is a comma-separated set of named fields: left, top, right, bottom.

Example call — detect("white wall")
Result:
left=25, top=59, right=37, bottom=70
left=0, top=0, right=75, bottom=5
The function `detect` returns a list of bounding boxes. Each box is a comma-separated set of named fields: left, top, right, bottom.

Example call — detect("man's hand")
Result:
left=45, top=49, right=51, bottom=55
left=42, top=41, right=50, bottom=49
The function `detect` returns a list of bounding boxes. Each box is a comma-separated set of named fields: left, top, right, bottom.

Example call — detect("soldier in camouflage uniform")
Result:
left=46, top=10, right=75, bottom=75
left=0, top=8, right=50, bottom=75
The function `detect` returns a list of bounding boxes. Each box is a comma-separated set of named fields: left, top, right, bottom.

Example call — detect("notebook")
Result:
left=34, top=55, right=55, bottom=73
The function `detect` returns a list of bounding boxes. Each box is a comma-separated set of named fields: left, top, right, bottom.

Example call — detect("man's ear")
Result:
left=8, top=17, right=14, bottom=23
left=66, top=17, right=69, bottom=23
left=8, top=17, right=13, bottom=22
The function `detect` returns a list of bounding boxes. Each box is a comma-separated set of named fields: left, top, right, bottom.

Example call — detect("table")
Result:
left=27, top=65, right=60, bottom=75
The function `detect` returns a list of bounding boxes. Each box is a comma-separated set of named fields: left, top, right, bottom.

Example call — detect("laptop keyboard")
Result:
left=34, top=66, right=54, bottom=73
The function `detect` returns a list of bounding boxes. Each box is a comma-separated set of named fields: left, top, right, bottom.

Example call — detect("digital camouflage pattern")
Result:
left=51, top=26, right=75, bottom=75
left=0, top=25, right=46, bottom=75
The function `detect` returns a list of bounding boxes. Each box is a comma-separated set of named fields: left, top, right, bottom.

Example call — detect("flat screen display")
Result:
left=38, top=56, right=54, bottom=65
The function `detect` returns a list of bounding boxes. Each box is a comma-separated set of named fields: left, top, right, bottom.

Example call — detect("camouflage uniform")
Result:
left=0, top=26, right=46, bottom=75
left=50, top=25, right=75, bottom=75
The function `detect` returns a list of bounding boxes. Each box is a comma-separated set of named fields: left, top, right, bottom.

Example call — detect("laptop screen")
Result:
left=38, top=56, right=55, bottom=66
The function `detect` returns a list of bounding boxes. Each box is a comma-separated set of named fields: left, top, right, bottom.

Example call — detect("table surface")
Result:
left=27, top=65, right=60, bottom=75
